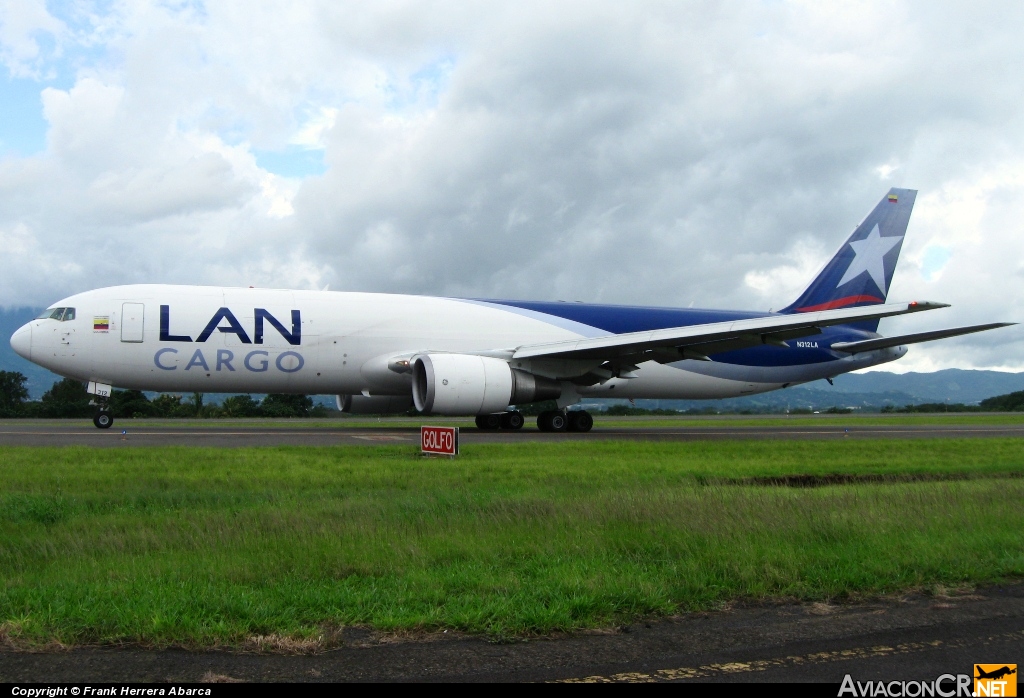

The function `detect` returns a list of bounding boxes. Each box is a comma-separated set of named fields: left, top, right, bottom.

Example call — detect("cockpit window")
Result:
left=35, top=307, right=76, bottom=321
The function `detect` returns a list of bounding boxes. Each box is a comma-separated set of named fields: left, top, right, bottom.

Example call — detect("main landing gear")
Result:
left=475, top=409, right=594, bottom=433
left=475, top=411, right=526, bottom=430
left=537, top=410, right=593, bottom=433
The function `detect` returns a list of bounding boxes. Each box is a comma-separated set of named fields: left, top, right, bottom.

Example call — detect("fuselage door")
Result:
left=121, top=303, right=145, bottom=343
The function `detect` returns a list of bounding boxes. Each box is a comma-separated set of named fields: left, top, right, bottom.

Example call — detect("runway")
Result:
left=2, top=582, right=1021, bottom=682
left=1, top=417, right=1023, bottom=447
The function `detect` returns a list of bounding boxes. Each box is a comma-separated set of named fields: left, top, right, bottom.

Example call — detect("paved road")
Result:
left=0, top=419, right=1023, bottom=447
left=1, top=583, right=1020, bottom=683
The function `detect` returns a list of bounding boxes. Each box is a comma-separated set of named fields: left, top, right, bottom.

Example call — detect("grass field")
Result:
left=1, top=439, right=1022, bottom=647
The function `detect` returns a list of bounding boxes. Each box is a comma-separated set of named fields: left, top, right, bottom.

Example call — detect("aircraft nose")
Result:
left=10, top=323, right=32, bottom=361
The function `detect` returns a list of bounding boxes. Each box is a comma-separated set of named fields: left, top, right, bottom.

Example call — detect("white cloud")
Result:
left=744, top=240, right=832, bottom=310
left=876, top=162, right=899, bottom=180
left=0, top=220, right=36, bottom=256
left=289, top=107, right=339, bottom=150
left=0, top=0, right=65, bottom=78
left=0, top=0, right=1022, bottom=372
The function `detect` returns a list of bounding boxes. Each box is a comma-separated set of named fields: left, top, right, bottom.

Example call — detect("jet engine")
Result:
left=336, top=394, right=413, bottom=415
left=411, top=354, right=561, bottom=415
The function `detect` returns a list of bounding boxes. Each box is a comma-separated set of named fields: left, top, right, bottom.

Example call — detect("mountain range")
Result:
left=602, top=368, right=1024, bottom=413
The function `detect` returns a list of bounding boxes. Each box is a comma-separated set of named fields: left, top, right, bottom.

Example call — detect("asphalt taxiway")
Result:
left=0, top=417, right=1023, bottom=447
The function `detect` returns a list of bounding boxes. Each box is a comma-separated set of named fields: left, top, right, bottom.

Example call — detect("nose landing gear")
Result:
left=88, top=383, right=115, bottom=429
left=93, top=409, right=114, bottom=429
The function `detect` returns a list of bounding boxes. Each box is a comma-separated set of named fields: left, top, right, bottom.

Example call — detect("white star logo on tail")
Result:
left=837, top=224, right=903, bottom=291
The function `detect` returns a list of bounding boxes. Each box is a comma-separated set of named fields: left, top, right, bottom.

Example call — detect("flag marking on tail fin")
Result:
left=888, top=193, right=898, bottom=202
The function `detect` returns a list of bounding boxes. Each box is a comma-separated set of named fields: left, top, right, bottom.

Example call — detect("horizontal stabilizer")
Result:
left=512, top=300, right=948, bottom=361
left=830, top=323, right=1015, bottom=354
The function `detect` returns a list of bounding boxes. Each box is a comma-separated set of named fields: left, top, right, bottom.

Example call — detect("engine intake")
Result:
left=411, top=354, right=561, bottom=415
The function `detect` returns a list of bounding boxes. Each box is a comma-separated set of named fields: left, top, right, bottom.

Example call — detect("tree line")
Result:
left=606, top=396, right=1024, bottom=415
left=880, top=391, right=1024, bottom=413
left=0, top=371, right=329, bottom=418
left=6, top=369, right=1024, bottom=419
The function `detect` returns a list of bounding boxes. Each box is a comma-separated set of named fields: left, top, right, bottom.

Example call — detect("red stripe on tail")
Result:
left=796, top=295, right=883, bottom=312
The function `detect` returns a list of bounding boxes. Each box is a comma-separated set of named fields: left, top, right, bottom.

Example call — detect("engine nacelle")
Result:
left=336, top=394, right=413, bottom=415
left=411, top=354, right=561, bottom=415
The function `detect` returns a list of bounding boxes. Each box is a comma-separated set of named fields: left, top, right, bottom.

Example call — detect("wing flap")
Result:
left=641, top=326, right=826, bottom=363
left=830, top=323, right=1014, bottom=354
left=512, top=301, right=949, bottom=360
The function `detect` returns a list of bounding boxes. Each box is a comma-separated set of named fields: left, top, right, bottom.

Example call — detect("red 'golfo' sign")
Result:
left=421, top=426, right=459, bottom=456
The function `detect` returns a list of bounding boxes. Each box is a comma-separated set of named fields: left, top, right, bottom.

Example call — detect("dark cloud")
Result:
left=0, top=0, right=1022, bottom=370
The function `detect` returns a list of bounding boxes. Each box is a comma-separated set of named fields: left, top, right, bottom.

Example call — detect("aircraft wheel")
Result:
left=536, top=411, right=552, bottom=432
left=501, top=411, right=525, bottom=430
left=476, top=414, right=502, bottom=430
left=93, top=410, right=114, bottom=429
left=475, top=414, right=502, bottom=430
left=548, top=411, right=567, bottom=432
left=540, top=410, right=567, bottom=432
left=567, top=410, right=594, bottom=432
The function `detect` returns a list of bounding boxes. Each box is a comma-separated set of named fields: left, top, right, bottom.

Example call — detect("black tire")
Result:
left=536, top=411, right=551, bottom=432
left=93, top=411, right=114, bottom=429
left=501, top=411, right=525, bottom=430
left=547, top=411, right=567, bottom=432
left=475, top=414, right=503, bottom=430
left=567, top=410, right=594, bottom=432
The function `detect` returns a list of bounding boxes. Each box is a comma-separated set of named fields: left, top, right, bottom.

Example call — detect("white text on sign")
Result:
left=421, top=426, right=459, bottom=456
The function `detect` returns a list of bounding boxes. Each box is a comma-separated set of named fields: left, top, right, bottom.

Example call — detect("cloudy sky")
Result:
left=1, top=0, right=1023, bottom=372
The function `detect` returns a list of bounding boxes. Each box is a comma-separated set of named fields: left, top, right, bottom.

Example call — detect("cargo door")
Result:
left=121, top=303, right=145, bottom=343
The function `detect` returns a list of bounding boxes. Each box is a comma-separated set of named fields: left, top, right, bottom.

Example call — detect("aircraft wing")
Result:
left=511, top=301, right=949, bottom=362
left=830, top=323, right=1015, bottom=354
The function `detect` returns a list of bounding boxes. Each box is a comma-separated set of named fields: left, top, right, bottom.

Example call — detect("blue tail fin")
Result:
left=781, top=188, right=916, bottom=331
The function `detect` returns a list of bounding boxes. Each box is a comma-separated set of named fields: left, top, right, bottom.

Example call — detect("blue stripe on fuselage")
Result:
left=475, top=299, right=759, bottom=333
left=474, top=298, right=875, bottom=368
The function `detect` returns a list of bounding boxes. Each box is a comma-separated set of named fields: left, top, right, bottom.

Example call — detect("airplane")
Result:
left=8, top=188, right=1014, bottom=430
left=976, top=666, right=1016, bottom=681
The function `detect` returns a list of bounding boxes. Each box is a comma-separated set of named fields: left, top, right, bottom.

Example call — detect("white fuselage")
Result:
left=10, top=284, right=902, bottom=402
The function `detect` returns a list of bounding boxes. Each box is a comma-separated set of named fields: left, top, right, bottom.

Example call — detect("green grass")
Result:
left=1, top=440, right=1023, bottom=647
